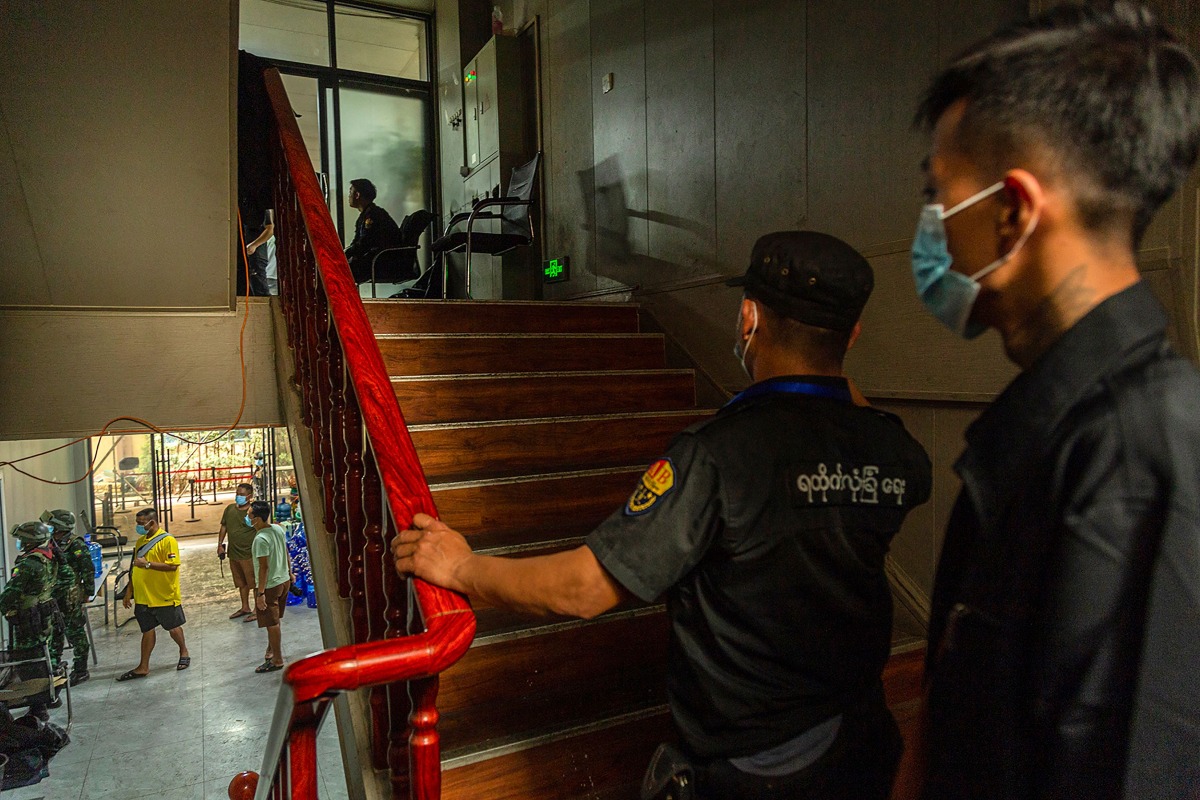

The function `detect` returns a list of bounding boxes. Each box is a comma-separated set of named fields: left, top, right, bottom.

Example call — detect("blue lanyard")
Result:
left=726, top=378, right=852, bottom=408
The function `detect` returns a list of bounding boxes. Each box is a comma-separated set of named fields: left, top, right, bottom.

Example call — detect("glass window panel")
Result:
left=240, top=0, right=330, bottom=67
left=279, top=74, right=322, bottom=176
left=325, top=87, right=341, bottom=232
left=338, top=85, right=430, bottom=259
left=334, top=6, right=426, bottom=81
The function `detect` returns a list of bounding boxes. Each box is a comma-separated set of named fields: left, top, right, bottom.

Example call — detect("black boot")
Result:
left=70, top=668, right=90, bottom=686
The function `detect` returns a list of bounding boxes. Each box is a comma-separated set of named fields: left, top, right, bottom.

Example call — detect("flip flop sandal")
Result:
left=244, top=614, right=258, bottom=623
left=177, top=656, right=191, bottom=671
left=117, top=669, right=148, bottom=682
left=229, top=610, right=249, bottom=619
left=255, top=660, right=283, bottom=674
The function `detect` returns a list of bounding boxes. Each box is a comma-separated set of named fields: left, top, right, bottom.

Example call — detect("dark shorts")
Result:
left=256, top=582, right=290, bottom=628
left=134, top=603, right=186, bottom=633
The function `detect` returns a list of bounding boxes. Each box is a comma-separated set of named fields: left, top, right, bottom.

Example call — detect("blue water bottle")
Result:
left=88, top=539, right=104, bottom=579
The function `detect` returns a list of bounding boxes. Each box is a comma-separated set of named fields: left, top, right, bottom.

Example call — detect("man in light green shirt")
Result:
left=248, top=501, right=292, bottom=673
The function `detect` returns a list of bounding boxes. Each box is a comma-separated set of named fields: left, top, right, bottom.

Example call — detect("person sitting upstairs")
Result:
left=344, top=179, right=402, bottom=284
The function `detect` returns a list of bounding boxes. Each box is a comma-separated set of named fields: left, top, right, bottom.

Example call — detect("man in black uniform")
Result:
left=344, top=179, right=402, bottom=284
left=393, top=231, right=932, bottom=799
left=911, top=5, right=1200, bottom=798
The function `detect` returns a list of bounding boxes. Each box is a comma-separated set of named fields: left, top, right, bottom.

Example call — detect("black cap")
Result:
left=726, top=231, right=874, bottom=332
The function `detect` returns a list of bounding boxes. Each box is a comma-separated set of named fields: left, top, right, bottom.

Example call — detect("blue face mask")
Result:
left=135, top=524, right=147, bottom=536
left=911, top=181, right=1038, bottom=339
left=235, top=495, right=248, bottom=507
left=244, top=515, right=253, bottom=528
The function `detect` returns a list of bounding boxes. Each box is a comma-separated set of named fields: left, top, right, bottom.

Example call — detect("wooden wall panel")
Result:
left=806, top=1, right=937, bottom=250
left=936, top=0, right=1027, bottom=63
left=644, top=0, right=716, bottom=283
left=589, top=0, right=649, bottom=289
left=875, top=403, right=937, bottom=596
left=542, top=0, right=599, bottom=298
left=873, top=400, right=983, bottom=600
left=714, top=0, right=808, bottom=275
left=846, top=250, right=1017, bottom=400
left=640, top=282, right=745, bottom=393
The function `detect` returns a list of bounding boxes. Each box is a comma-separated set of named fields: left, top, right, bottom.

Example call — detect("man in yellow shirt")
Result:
left=118, top=508, right=191, bottom=680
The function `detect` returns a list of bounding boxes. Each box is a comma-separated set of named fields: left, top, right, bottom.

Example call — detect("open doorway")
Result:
left=89, top=427, right=296, bottom=542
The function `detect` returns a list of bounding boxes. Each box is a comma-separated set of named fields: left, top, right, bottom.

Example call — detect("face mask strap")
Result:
left=940, top=181, right=1005, bottom=219
left=968, top=201, right=1041, bottom=283
left=739, top=303, right=759, bottom=377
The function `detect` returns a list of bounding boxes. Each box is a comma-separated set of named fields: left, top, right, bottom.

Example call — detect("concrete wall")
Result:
left=0, top=301, right=283, bottom=441
left=0, top=439, right=91, bottom=577
left=0, top=0, right=237, bottom=311
left=434, top=0, right=1200, bottom=607
left=0, top=1, right=284, bottom=441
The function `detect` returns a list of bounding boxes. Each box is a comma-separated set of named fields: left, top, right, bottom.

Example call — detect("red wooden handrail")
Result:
left=234, top=67, right=475, bottom=800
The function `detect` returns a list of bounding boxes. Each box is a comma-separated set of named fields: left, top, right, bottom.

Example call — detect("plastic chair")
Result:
left=365, top=209, right=433, bottom=298
left=78, top=510, right=125, bottom=559
left=431, top=153, right=541, bottom=298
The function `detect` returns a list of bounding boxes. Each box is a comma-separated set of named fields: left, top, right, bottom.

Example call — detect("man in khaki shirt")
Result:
left=217, top=483, right=258, bottom=620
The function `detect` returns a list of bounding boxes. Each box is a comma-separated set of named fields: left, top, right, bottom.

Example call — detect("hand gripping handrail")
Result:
left=231, top=67, right=475, bottom=800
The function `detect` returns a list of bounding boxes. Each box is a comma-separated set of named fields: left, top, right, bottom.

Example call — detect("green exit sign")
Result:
left=543, top=256, right=570, bottom=283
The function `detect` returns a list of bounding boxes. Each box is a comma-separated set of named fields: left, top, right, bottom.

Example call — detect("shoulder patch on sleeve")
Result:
left=625, top=458, right=676, bottom=516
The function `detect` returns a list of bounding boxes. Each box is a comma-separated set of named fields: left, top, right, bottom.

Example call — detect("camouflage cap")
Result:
left=40, top=509, right=76, bottom=533
left=11, top=521, right=52, bottom=546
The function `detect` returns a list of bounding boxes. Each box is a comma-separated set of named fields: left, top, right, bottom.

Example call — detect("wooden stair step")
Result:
left=364, top=299, right=641, bottom=335
left=439, top=647, right=927, bottom=800
left=411, top=410, right=714, bottom=482
left=431, top=467, right=640, bottom=551
left=438, top=609, right=669, bottom=754
left=394, top=370, right=697, bottom=425
left=378, top=333, right=667, bottom=376
left=441, top=707, right=674, bottom=800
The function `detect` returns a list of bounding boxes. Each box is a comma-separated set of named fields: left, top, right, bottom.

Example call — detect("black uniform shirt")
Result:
left=345, top=203, right=403, bottom=281
left=586, top=376, right=932, bottom=759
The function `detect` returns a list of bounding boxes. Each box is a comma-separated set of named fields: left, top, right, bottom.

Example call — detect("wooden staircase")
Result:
left=362, top=298, right=926, bottom=800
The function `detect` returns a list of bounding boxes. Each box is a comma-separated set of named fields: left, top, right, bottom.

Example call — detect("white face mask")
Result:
left=733, top=302, right=759, bottom=379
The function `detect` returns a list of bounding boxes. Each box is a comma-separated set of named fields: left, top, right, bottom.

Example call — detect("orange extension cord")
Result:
left=0, top=212, right=257, bottom=486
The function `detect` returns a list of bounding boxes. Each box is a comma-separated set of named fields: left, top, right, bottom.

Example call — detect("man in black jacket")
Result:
left=911, top=4, right=1200, bottom=798
left=344, top=178, right=402, bottom=284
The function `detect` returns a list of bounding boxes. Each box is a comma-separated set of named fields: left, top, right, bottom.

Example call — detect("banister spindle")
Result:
left=407, top=675, right=443, bottom=800
left=387, top=536, right=416, bottom=797
left=362, top=446, right=391, bottom=770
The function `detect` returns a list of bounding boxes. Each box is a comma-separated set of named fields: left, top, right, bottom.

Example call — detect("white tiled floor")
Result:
left=7, top=536, right=349, bottom=800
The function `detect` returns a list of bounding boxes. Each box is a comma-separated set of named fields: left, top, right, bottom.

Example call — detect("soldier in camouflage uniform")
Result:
left=0, top=521, right=59, bottom=720
left=44, top=509, right=93, bottom=685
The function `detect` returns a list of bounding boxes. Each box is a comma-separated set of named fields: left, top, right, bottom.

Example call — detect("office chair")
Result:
left=365, top=209, right=433, bottom=298
left=431, top=152, right=541, bottom=298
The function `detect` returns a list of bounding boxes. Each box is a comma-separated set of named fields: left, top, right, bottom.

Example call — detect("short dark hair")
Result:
left=236, top=483, right=253, bottom=494
left=350, top=178, right=377, bottom=203
left=249, top=500, right=272, bottom=523
left=135, top=507, right=158, bottom=522
left=749, top=293, right=853, bottom=370
left=916, top=2, right=1200, bottom=245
